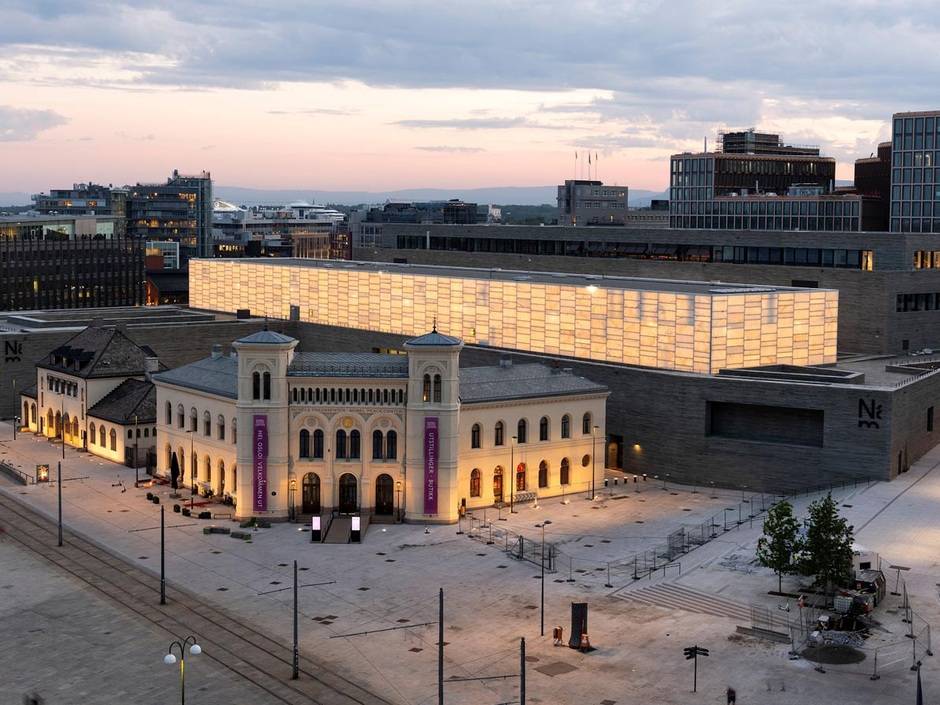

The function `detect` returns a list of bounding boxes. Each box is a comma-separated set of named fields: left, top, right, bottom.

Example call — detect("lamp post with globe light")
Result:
left=163, top=636, right=201, bottom=705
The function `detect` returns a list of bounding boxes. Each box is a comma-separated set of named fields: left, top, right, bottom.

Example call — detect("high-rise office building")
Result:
left=0, top=215, right=144, bottom=310
left=556, top=180, right=629, bottom=226
left=127, top=170, right=213, bottom=261
left=889, top=111, right=940, bottom=233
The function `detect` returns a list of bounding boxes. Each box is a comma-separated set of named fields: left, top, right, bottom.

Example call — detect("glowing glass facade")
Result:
left=190, top=259, right=838, bottom=374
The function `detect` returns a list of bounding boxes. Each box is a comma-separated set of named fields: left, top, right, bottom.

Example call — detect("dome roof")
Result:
left=235, top=330, right=296, bottom=345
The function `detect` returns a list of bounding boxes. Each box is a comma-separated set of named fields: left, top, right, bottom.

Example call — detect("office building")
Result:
left=152, top=329, right=607, bottom=523
left=213, top=199, right=338, bottom=258
left=854, top=142, right=892, bottom=232
left=31, top=183, right=128, bottom=236
left=127, top=170, right=213, bottom=261
left=556, top=180, right=629, bottom=226
left=890, top=111, right=940, bottom=233
left=0, top=215, right=144, bottom=312
left=364, top=200, right=483, bottom=226
left=669, top=129, right=884, bottom=231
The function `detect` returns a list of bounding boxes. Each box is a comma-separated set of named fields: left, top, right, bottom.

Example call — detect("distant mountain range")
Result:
left=214, top=185, right=669, bottom=208
left=1, top=185, right=669, bottom=209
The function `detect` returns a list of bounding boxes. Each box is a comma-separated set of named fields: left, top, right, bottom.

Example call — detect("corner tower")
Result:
left=404, top=328, right=463, bottom=523
left=232, top=329, right=298, bottom=520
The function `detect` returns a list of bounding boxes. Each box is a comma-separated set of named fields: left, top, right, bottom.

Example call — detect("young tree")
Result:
left=756, top=500, right=801, bottom=593
left=799, top=494, right=855, bottom=596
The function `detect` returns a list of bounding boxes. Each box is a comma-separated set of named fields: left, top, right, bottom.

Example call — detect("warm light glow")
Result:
left=191, top=260, right=838, bottom=373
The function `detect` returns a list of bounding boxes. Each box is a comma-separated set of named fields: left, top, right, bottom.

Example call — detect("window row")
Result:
left=471, top=413, right=594, bottom=449
left=895, top=292, right=940, bottom=312
left=46, top=375, right=79, bottom=397
left=422, top=373, right=442, bottom=403
left=125, top=426, right=156, bottom=439
left=165, top=402, right=237, bottom=444
left=165, top=446, right=235, bottom=496
left=468, top=456, right=591, bottom=497
left=298, top=428, right=398, bottom=461
left=89, top=422, right=118, bottom=451
left=292, top=386, right=405, bottom=406
left=251, top=370, right=271, bottom=401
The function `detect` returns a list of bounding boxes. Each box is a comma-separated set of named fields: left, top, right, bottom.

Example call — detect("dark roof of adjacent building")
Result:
left=37, top=325, right=160, bottom=379
left=146, top=272, right=189, bottom=293
left=459, top=363, right=607, bottom=403
left=87, top=378, right=156, bottom=425
left=20, top=383, right=37, bottom=399
left=406, top=330, right=462, bottom=347
left=152, top=355, right=239, bottom=398
left=289, top=353, right=409, bottom=378
left=236, top=330, right=296, bottom=345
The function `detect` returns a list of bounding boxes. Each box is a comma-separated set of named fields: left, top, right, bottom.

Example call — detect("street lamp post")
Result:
left=591, top=425, right=599, bottom=500
left=133, top=414, right=140, bottom=487
left=188, top=431, right=195, bottom=511
left=535, top=520, right=552, bottom=637
left=163, top=636, right=202, bottom=705
left=160, top=505, right=166, bottom=605
left=395, top=481, right=402, bottom=523
left=11, top=378, right=15, bottom=440
left=510, top=435, right=517, bottom=514
left=288, top=477, right=297, bottom=522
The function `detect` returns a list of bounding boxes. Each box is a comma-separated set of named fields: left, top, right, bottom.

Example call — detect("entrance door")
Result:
left=493, top=467, right=503, bottom=503
left=375, top=474, right=394, bottom=515
left=302, top=472, right=321, bottom=514
left=339, top=473, right=358, bottom=513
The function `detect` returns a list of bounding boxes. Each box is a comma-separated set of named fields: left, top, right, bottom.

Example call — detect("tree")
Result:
left=756, top=500, right=801, bottom=593
left=799, top=494, right=855, bottom=596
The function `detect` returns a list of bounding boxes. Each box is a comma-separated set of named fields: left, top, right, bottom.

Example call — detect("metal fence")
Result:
left=462, top=512, right=557, bottom=573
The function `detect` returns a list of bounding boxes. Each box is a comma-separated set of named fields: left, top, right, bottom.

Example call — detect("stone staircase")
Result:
left=613, top=582, right=751, bottom=622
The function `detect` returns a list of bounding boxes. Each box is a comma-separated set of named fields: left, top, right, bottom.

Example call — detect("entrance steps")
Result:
left=613, top=582, right=751, bottom=622
left=324, top=515, right=352, bottom=544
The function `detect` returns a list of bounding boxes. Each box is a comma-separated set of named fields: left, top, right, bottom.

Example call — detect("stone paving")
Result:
left=1, top=421, right=939, bottom=704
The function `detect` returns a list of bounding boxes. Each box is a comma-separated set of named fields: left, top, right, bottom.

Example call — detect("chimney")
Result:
left=144, top=356, right=159, bottom=381
left=211, top=344, right=223, bottom=360
left=499, top=357, right=512, bottom=369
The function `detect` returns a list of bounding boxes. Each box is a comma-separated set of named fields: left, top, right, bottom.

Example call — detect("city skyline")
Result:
left=3, top=1, right=939, bottom=194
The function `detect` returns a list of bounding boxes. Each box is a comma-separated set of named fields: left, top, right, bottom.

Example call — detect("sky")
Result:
left=1, top=0, right=939, bottom=194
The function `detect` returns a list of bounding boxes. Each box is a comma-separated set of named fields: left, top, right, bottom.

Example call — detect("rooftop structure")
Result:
left=189, top=258, right=838, bottom=374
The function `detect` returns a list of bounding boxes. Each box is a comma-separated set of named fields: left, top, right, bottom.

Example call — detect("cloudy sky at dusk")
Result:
left=1, top=0, right=938, bottom=194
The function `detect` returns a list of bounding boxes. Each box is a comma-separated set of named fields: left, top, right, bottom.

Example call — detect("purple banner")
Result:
left=253, top=415, right=268, bottom=512
left=424, top=416, right=439, bottom=515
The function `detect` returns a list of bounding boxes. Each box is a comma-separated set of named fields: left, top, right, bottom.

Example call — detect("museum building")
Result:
left=151, top=328, right=608, bottom=523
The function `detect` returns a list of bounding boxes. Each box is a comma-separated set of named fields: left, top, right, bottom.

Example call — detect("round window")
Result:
left=581, top=454, right=591, bottom=467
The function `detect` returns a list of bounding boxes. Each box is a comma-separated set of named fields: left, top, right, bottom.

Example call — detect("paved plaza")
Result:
left=1, top=420, right=939, bottom=704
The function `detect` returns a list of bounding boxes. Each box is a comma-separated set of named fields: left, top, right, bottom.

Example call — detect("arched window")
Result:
left=560, top=458, right=570, bottom=485
left=398, top=389, right=404, bottom=404
left=423, top=374, right=431, bottom=402
left=471, top=423, right=481, bottom=449
left=299, top=429, right=311, bottom=458
left=144, top=428, right=149, bottom=438
left=470, top=469, right=481, bottom=498
left=313, top=429, right=324, bottom=458
left=336, top=429, right=347, bottom=459
left=128, top=429, right=133, bottom=439
left=231, top=418, right=237, bottom=444
left=178, top=448, right=185, bottom=477
left=538, top=460, right=548, bottom=488
left=165, top=444, right=172, bottom=471
left=316, top=388, right=321, bottom=403
left=353, top=388, right=359, bottom=403
left=372, top=430, right=383, bottom=460
left=190, top=407, right=197, bottom=432
left=177, top=404, right=184, bottom=428
left=109, top=428, right=117, bottom=451
left=252, top=371, right=261, bottom=400
left=517, top=419, right=527, bottom=444
left=205, top=455, right=212, bottom=483
left=516, top=463, right=526, bottom=491
left=561, top=414, right=571, bottom=439
left=218, top=415, right=225, bottom=440
left=31, top=403, right=37, bottom=424
left=330, top=388, right=336, bottom=403
left=433, top=374, right=442, bottom=403
left=262, top=372, right=271, bottom=400
left=349, top=430, right=361, bottom=459
left=539, top=416, right=549, bottom=441
left=345, top=388, right=350, bottom=403
left=582, top=412, right=592, bottom=435
left=218, top=460, right=225, bottom=494
left=203, top=410, right=211, bottom=437
left=386, top=430, right=397, bottom=460
left=165, top=401, right=172, bottom=424
left=90, top=422, right=96, bottom=444
left=383, top=389, right=389, bottom=405
left=191, top=452, right=197, bottom=481
left=368, top=389, right=374, bottom=403
left=494, top=421, right=504, bottom=446
left=99, top=425, right=106, bottom=446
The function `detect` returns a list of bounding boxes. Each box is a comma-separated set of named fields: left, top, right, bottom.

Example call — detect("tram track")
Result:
left=0, top=492, right=396, bottom=705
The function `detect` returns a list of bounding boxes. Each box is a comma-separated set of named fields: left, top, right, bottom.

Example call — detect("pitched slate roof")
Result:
left=20, top=384, right=37, bottom=399
left=37, top=326, right=159, bottom=379
left=289, top=353, right=409, bottom=378
left=236, top=330, right=296, bottom=345
left=405, top=330, right=462, bottom=347
left=459, top=363, right=607, bottom=403
left=152, top=355, right=239, bottom=399
left=87, top=378, right=156, bottom=425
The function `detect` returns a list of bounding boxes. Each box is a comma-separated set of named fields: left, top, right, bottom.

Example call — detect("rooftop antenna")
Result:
left=263, top=316, right=269, bottom=331
left=432, top=317, right=437, bottom=333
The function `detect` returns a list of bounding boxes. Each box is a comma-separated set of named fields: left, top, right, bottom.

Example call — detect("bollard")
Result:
left=604, top=562, right=612, bottom=588
left=487, top=524, right=494, bottom=545
left=567, top=556, right=575, bottom=583
left=870, top=650, right=880, bottom=680
left=911, top=635, right=919, bottom=671
left=928, top=624, right=934, bottom=657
